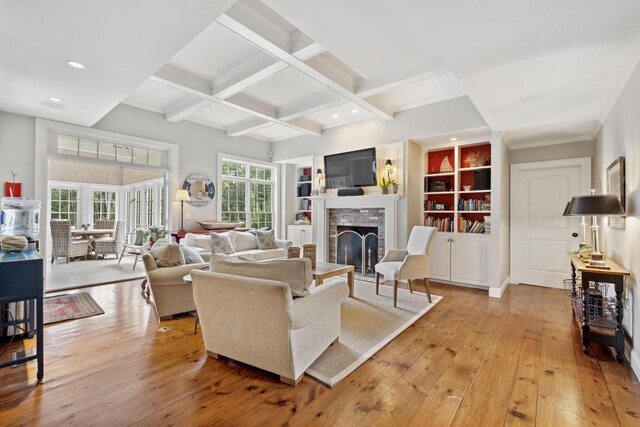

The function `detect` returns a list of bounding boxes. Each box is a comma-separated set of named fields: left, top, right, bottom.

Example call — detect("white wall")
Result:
left=93, top=104, right=273, bottom=231
left=593, top=56, right=640, bottom=376
left=0, top=111, right=36, bottom=197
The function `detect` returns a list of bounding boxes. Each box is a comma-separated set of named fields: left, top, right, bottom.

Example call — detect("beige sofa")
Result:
left=141, top=247, right=208, bottom=320
left=191, top=258, right=349, bottom=386
left=180, top=230, right=291, bottom=262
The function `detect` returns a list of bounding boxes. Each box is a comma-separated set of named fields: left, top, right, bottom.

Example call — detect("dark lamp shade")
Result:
left=384, top=159, right=392, bottom=167
left=562, top=201, right=571, bottom=216
left=566, top=194, right=625, bottom=216
left=316, top=168, right=323, bottom=175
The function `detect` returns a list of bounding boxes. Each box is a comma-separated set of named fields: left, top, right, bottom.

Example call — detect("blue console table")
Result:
left=0, top=249, right=44, bottom=381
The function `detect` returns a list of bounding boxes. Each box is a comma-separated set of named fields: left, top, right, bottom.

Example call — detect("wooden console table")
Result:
left=0, top=249, right=44, bottom=381
left=569, top=253, right=629, bottom=362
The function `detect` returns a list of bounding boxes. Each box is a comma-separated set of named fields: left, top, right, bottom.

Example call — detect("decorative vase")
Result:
left=381, top=188, right=388, bottom=195
left=1, top=235, right=28, bottom=252
left=391, top=184, right=398, bottom=194
left=287, top=246, right=301, bottom=259
left=303, top=244, right=317, bottom=268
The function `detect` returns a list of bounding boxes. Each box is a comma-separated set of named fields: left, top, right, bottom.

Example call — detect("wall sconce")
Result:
left=384, top=159, right=393, bottom=178
left=316, top=168, right=325, bottom=193
left=175, top=189, right=190, bottom=231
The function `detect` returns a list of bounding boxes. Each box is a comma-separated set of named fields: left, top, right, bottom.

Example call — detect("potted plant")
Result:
left=379, top=177, right=392, bottom=194
left=390, top=180, right=398, bottom=194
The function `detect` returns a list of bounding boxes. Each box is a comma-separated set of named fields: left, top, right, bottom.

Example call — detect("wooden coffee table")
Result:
left=312, top=262, right=355, bottom=297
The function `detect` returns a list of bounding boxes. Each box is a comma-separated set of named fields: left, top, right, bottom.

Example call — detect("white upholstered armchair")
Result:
left=375, top=226, right=437, bottom=307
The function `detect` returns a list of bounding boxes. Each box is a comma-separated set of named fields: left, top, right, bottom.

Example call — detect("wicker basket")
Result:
left=303, top=244, right=317, bottom=268
left=287, top=246, right=301, bottom=259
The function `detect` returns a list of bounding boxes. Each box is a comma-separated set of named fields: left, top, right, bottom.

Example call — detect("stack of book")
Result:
left=459, top=217, right=485, bottom=233
left=483, top=216, right=491, bottom=234
left=425, top=216, right=453, bottom=232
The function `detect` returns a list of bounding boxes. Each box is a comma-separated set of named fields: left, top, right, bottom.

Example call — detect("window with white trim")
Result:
left=220, top=159, right=276, bottom=229
left=50, top=188, right=78, bottom=226
left=92, top=190, right=117, bottom=223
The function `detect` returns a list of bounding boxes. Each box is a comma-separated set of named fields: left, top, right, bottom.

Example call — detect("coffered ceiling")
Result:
left=3, top=1, right=640, bottom=147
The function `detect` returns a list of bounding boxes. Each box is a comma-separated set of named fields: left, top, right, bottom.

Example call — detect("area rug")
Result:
left=44, top=292, right=105, bottom=324
left=306, top=280, right=442, bottom=387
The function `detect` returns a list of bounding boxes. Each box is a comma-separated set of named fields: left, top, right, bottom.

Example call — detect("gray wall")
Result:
left=0, top=111, right=37, bottom=197
left=593, top=56, right=640, bottom=376
left=510, top=140, right=594, bottom=165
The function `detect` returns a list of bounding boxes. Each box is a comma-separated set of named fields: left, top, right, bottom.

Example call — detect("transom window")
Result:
left=220, top=159, right=276, bottom=229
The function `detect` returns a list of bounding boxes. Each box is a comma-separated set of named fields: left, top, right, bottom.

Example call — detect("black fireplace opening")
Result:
left=336, top=226, right=379, bottom=275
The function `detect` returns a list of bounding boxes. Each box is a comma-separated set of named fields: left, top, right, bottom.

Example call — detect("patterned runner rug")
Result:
left=44, top=292, right=105, bottom=324
left=306, top=280, right=442, bottom=387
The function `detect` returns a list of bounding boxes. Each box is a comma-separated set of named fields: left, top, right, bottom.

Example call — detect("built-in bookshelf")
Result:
left=424, top=142, right=491, bottom=233
left=296, top=166, right=312, bottom=223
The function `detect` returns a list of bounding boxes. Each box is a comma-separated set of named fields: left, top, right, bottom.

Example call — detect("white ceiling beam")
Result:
left=226, top=117, right=272, bottom=137
left=217, top=2, right=394, bottom=120
left=291, top=30, right=325, bottom=60
left=213, top=55, right=288, bottom=99
left=277, top=92, right=343, bottom=121
left=165, top=96, right=214, bottom=122
left=356, top=63, right=452, bottom=98
left=150, top=64, right=212, bottom=97
left=150, top=65, right=322, bottom=136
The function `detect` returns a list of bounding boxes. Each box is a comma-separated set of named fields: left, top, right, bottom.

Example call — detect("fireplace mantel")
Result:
left=312, top=194, right=403, bottom=262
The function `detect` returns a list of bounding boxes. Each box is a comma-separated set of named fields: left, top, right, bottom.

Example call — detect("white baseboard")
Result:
left=489, top=276, right=510, bottom=299
left=630, top=347, right=640, bottom=380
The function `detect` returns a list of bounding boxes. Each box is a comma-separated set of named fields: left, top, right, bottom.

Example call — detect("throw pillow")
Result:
left=235, top=231, right=258, bottom=251
left=134, top=228, right=150, bottom=246
left=256, top=229, right=277, bottom=250
left=210, top=232, right=235, bottom=254
left=150, top=241, right=185, bottom=267
left=210, top=257, right=312, bottom=297
left=148, top=226, right=167, bottom=245
left=180, top=245, right=204, bottom=264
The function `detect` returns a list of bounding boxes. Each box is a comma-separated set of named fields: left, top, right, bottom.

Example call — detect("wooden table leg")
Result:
left=614, top=278, right=625, bottom=362
left=315, top=277, right=323, bottom=287
left=36, top=293, right=44, bottom=381
left=347, top=269, right=354, bottom=297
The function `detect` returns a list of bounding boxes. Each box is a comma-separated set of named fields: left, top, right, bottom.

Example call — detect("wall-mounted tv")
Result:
left=324, top=147, right=377, bottom=189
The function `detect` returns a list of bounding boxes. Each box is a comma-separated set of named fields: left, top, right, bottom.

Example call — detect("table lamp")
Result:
left=175, top=189, right=190, bottom=232
left=566, top=189, right=625, bottom=269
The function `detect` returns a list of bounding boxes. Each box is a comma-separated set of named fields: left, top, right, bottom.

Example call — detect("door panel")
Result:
left=429, top=234, right=451, bottom=281
left=511, top=158, right=590, bottom=288
left=451, top=235, right=488, bottom=285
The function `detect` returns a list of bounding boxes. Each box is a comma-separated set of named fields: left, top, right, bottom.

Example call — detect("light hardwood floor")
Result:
left=1, top=280, right=639, bottom=426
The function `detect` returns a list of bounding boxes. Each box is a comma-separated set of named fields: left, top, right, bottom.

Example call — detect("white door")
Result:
left=429, top=233, right=451, bottom=281
left=511, top=158, right=591, bottom=288
left=450, top=234, right=488, bottom=286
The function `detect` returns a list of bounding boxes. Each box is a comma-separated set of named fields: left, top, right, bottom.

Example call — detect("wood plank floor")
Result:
left=1, top=280, right=639, bottom=426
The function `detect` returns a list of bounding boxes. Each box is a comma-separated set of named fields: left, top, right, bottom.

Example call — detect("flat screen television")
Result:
left=324, top=147, right=377, bottom=189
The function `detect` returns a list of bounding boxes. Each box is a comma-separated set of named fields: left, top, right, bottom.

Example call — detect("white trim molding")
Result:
left=489, top=276, right=510, bottom=299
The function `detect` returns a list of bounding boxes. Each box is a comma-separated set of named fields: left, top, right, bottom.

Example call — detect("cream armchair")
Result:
left=191, top=259, right=349, bottom=386
left=141, top=249, right=208, bottom=320
left=375, top=226, right=437, bottom=307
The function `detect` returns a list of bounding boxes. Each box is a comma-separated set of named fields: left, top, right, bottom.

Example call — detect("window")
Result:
left=57, top=135, right=167, bottom=167
left=135, top=190, right=142, bottom=227
left=220, top=159, right=275, bottom=229
left=50, top=188, right=78, bottom=225
left=92, top=191, right=117, bottom=223
left=146, top=188, right=154, bottom=226
left=159, top=185, right=166, bottom=226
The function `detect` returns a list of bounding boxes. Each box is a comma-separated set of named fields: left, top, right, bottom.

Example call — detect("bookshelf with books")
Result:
left=423, top=140, right=492, bottom=288
left=295, top=166, right=313, bottom=223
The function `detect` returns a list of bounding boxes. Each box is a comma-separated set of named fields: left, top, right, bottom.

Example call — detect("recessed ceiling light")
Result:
left=332, top=114, right=339, bottom=119
left=67, top=60, right=86, bottom=69
left=41, top=101, right=66, bottom=110
left=48, top=97, right=62, bottom=103
left=351, top=109, right=358, bottom=114
left=450, top=137, right=458, bottom=142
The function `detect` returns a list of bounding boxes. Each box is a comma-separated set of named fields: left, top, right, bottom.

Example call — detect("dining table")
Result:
left=70, top=228, right=113, bottom=238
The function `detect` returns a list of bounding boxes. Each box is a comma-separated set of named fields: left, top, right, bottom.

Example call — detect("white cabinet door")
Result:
left=429, top=233, right=451, bottom=281
left=450, top=234, right=488, bottom=286
left=301, top=227, right=313, bottom=245
left=287, top=227, right=302, bottom=247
